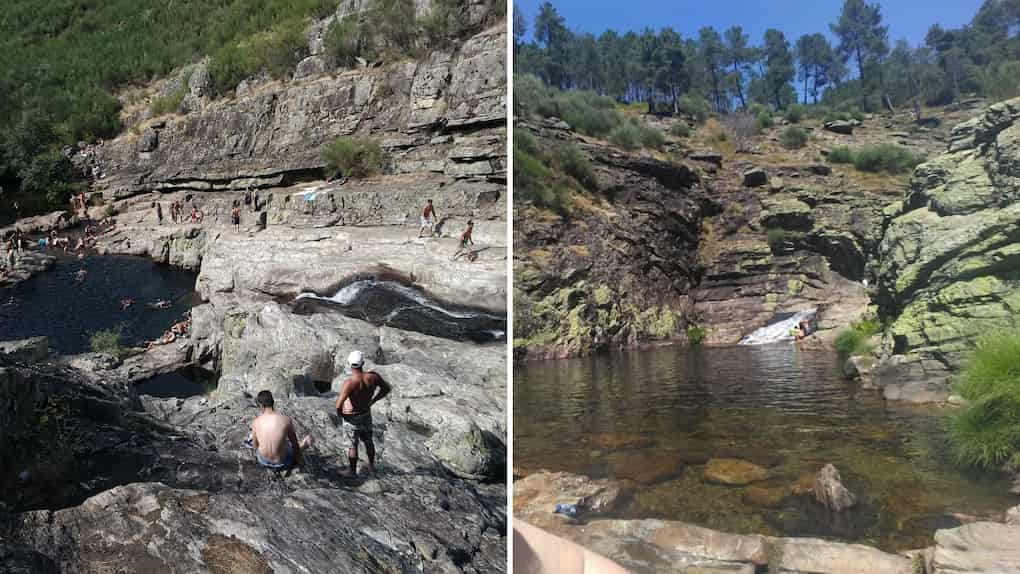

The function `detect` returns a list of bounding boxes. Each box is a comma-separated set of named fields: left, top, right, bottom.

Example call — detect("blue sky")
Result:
left=514, top=0, right=986, bottom=48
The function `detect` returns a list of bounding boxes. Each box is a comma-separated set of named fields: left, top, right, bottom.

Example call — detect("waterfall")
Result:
left=738, top=309, right=817, bottom=345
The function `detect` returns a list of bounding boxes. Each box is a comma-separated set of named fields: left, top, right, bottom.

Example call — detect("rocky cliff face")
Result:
left=873, top=97, right=1020, bottom=400
left=513, top=122, right=711, bottom=358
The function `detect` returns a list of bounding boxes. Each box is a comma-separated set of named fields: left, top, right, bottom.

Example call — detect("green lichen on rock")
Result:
left=876, top=96, right=1020, bottom=376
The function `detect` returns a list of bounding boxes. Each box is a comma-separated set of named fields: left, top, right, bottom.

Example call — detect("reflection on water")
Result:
left=0, top=254, right=197, bottom=354
left=514, top=345, right=1016, bottom=551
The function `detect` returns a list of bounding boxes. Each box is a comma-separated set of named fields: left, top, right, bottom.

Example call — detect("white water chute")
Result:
left=738, top=308, right=817, bottom=345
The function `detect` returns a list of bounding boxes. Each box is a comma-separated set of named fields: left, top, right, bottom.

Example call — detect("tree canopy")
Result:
left=515, top=0, right=1020, bottom=115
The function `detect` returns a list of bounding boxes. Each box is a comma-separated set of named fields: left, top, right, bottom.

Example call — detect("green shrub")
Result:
left=757, top=110, right=774, bottom=130
left=784, top=104, right=805, bottom=124
left=780, top=126, right=808, bottom=149
left=950, top=330, right=1020, bottom=470
left=826, top=146, right=855, bottom=164
left=833, top=319, right=880, bottom=357
left=20, top=150, right=75, bottom=207
left=89, top=325, right=126, bottom=357
left=557, top=144, right=597, bottom=191
left=852, top=144, right=924, bottom=174
left=766, top=227, right=805, bottom=250
left=420, top=0, right=461, bottom=50
left=981, top=61, right=1020, bottom=102
left=609, top=121, right=642, bottom=149
left=670, top=122, right=692, bottom=137
left=514, top=128, right=539, bottom=155
left=687, top=325, right=706, bottom=346
left=321, top=137, right=384, bottom=179
left=514, top=143, right=572, bottom=213
left=677, top=95, right=709, bottom=124
left=151, top=85, right=186, bottom=115
left=324, top=15, right=370, bottom=67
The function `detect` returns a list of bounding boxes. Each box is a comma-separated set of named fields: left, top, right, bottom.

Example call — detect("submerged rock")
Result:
left=741, top=484, right=787, bottom=508
left=703, top=458, right=769, bottom=486
left=813, top=464, right=858, bottom=512
left=513, top=471, right=627, bottom=530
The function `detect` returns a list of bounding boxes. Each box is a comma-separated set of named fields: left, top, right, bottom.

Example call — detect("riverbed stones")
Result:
left=741, top=484, right=787, bottom=508
left=604, top=450, right=684, bottom=484
left=931, top=522, right=1020, bottom=573
left=703, top=458, right=769, bottom=486
left=813, top=464, right=857, bottom=512
left=590, top=432, right=654, bottom=450
left=513, top=471, right=627, bottom=529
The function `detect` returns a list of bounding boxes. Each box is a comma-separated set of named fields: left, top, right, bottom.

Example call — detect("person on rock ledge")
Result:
left=418, top=199, right=438, bottom=238
left=335, top=350, right=391, bottom=477
left=250, top=390, right=313, bottom=471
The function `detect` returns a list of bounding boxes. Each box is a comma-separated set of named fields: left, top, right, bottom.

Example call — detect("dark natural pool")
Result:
left=514, top=345, right=1017, bottom=551
left=0, top=253, right=198, bottom=354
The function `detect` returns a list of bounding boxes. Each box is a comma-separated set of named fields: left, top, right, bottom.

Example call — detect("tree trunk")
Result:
left=856, top=43, right=865, bottom=83
left=732, top=62, right=747, bottom=109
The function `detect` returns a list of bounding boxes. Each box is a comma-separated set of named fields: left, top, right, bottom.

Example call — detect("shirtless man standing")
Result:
left=335, top=350, right=391, bottom=476
left=250, top=390, right=304, bottom=470
left=418, top=199, right=437, bottom=238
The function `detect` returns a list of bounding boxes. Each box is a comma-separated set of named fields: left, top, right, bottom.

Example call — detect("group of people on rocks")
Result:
left=157, top=200, right=203, bottom=225
left=416, top=199, right=478, bottom=262
left=247, top=350, right=390, bottom=477
left=144, top=311, right=191, bottom=351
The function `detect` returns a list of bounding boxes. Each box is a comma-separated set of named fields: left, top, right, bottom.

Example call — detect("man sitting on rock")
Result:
left=335, top=350, right=391, bottom=477
left=250, top=390, right=306, bottom=471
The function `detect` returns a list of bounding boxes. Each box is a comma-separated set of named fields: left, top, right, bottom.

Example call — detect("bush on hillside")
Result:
left=784, top=104, right=805, bottom=124
left=151, top=86, right=187, bottom=116
left=780, top=126, right=808, bottom=149
left=677, top=95, right=709, bottom=124
left=20, top=150, right=76, bottom=207
left=321, top=137, right=384, bottom=179
left=514, top=143, right=572, bottom=213
left=833, top=319, right=880, bottom=357
left=557, top=144, right=597, bottom=191
left=324, top=15, right=371, bottom=67
left=827, top=146, right=855, bottom=164
left=950, top=330, right=1020, bottom=470
left=852, top=144, right=924, bottom=174
left=670, top=122, right=692, bottom=137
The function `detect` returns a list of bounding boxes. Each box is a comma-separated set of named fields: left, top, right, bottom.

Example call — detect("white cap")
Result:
left=347, top=350, right=365, bottom=369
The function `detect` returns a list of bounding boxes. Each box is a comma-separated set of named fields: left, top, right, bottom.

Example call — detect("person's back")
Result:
left=253, top=410, right=294, bottom=463
left=250, top=390, right=302, bottom=469
left=339, top=370, right=384, bottom=415
left=335, top=350, right=391, bottom=476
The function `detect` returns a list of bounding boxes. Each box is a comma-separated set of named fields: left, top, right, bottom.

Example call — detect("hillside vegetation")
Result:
left=0, top=0, right=491, bottom=216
